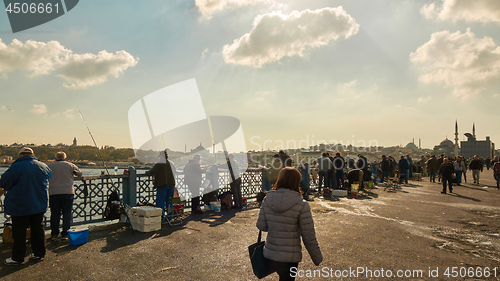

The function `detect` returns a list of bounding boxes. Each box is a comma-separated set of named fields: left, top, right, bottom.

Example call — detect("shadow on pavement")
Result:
left=449, top=192, right=481, bottom=202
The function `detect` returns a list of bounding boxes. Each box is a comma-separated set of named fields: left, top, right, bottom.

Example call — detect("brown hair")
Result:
left=272, top=167, right=302, bottom=193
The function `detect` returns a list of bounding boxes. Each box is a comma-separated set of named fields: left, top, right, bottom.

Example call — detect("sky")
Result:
left=0, top=0, right=499, bottom=152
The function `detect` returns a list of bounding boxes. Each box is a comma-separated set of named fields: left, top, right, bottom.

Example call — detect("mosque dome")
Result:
left=439, top=138, right=454, bottom=147
left=405, top=142, right=418, bottom=149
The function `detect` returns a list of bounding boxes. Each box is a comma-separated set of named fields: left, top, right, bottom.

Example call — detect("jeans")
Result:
left=50, top=194, right=74, bottom=237
left=318, top=171, right=328, bottom=188
left=156, top=185, right=175, bottom=219
left=399, top=169, right=408, bottom=184
left=429, top=170, right=437, bottom=182
left=12, top=212, right=45, bottom=262
left=380, top=171, right=390, bottom=183
left=328, top=170, right=337, bottom=189
left=496, top=174, right=500, bottom=188
left=472, top=170, right=480, bottom=183
left=455, top=171, right=463, bottom=184
left=336, top=169, right=344, bottom=188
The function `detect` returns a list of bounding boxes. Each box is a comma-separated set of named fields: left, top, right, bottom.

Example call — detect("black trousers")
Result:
left=230, top=178, right=243, bottom=208
left=269, top=260, right=299, bottom=281
left=442, top=176, right=453, bottom=193
left=12, top=212, right=46, bottom=262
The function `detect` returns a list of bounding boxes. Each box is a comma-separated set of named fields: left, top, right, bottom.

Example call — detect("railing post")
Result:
left=123, top=166, right=137, bottom=207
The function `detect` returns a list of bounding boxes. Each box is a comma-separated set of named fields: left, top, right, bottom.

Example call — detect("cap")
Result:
left=19, top=147, right=34, bottom=154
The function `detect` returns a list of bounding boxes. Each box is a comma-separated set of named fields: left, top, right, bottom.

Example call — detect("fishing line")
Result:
left=77, top=106, right=111, bottom=176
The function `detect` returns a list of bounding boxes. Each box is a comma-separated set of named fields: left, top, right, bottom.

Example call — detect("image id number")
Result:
left=443, top=267, right=497, bottom=278
left=6, top=2, right=60, bottom=14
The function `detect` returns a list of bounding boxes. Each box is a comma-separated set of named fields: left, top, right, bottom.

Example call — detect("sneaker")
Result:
left=29, top=254, right=44, bottom=261
left=4, top=258, right=22, bottom=266
left=441, top=191, right=446, bottom=194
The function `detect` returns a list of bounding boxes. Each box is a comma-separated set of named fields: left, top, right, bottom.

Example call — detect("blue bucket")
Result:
left=68, top=228, right=89, bottom=245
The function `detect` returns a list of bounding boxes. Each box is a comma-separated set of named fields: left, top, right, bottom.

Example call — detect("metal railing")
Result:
left=1, top=167, right=268, bottom=230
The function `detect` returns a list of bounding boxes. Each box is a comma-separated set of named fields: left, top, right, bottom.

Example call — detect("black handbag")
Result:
left=248, top=231, right=275, bottom=279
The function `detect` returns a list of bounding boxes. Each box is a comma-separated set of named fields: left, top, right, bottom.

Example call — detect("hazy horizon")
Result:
left=1, top=0, right=499, bottom=152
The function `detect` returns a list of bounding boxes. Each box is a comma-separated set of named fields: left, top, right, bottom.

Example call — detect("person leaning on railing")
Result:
left=145, top=150, right=177, bottom=220
left=0, top=147, right=51, bottom=265
left=48, top=152, right=82, bottom=240
left=257, top=167, right=322, bottom=281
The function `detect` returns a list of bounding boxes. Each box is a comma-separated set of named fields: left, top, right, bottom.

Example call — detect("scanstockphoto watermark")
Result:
left=291, top=267, right=425, bottom=278
left=250, top=135, right=380, bottom=153
left=290, top=266, right=499, bottom=279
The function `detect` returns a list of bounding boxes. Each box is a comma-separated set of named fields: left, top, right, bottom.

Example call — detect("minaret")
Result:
left=419, top=138, right=421, bottom=149
left=454, top=120, right=459, bottom=157
left=472, top=122, right=476, bottom=139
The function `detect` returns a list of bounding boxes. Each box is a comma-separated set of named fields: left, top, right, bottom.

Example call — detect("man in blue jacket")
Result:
left=0, top=147, right=51, bottom=265
left=398, top=156, right=410, bottom=184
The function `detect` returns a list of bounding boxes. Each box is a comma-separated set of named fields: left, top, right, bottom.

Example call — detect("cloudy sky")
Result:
left=0, top=0, right=499, bottom=152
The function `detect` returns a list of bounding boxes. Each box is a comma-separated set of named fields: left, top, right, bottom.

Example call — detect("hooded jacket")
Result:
left=256, top=188, right=322, bottom=264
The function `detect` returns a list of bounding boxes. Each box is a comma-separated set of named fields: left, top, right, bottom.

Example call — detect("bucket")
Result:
left=368, top=181, right=373, bottom=189
left=210, top=201, right=217, bottom=211
left=351, top=184, right=359, bottom=191
left=242, top=197, right=247, bottom=206
left=323, top=188, right=329, bottom=195
left=213, top=202, right=221, bottom=212
left=351, top=191, right=358, bottom=198
left=68, top=228, right=89, bottom=246
left=173, top=203, right=184, bottom=214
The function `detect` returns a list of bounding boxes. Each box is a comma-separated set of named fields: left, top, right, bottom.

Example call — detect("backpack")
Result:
left=218, top=191, right=233, bottom=211
left=104, top=190, right=123, bottom=220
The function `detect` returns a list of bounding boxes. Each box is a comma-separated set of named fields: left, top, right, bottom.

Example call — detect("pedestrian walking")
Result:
left=469, top=155, right=483, bottom=184
left=439, top=158, right=455, bottom=194
left=257, top=167, right=322, bottom=280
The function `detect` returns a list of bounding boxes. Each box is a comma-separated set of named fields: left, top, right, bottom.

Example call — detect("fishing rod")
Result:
left=77, top=106, right=111, bottom=176
left=77, top=107, right=135, bottom=232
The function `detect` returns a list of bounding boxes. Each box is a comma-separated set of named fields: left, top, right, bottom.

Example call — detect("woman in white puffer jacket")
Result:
left=257, top=167, right=323, bottom=281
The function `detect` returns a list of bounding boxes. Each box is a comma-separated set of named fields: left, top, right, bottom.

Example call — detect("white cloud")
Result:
left=417, top=96, right=432, bottom=103
left=201, top=48, right=209, bottom=59
left=493, top=94, right=499, bottom=98
left=336, top=80, right=377, bottom=100
left=58, top=50, right=138, bottom=89
left=0, top=39, right=138, bottom=89
left=410, top=29, right=500, bottom=100
left=254, top=90, right=276, bottom=101
left=195, top=0, right=274, bottom=18
left=421, top=0, right=500, bottom=23
left=222, top=7, right=360, bottom=67
left=30, top=104, right=47, bottom=115
left=63, top=109, right=74, bottom=119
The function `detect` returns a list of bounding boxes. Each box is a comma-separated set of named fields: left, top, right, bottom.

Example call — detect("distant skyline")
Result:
left=1, top=0, right=499, bottom=151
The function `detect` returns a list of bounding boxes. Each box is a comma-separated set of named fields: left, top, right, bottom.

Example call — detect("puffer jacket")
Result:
left=256, top=188, right=323, bottom=265
left=0, top=155, right=51, bottom=216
